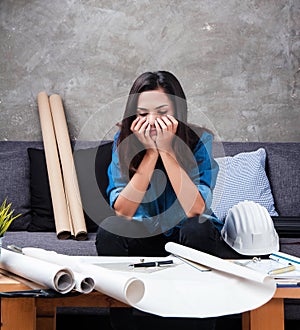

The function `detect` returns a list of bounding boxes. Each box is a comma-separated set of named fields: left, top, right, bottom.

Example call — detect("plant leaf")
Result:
left=0, top=198, right=22, bottom=234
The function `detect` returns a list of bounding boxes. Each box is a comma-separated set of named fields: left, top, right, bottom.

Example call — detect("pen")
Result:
left=129, top=260, right=174, bottom=268
left=268, top=264, right=296, bottom=276
left=7, top=245, right=23, bottom=254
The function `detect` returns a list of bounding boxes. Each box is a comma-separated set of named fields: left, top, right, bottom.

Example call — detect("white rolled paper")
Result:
left=73, top=272, right=95, bottom=294
left=83, top=263, right=145, bottom=305
left=165, top=242, right=270, bottom=284
left=22, top=247, right=95, bottom=294
left=0, top=249, right=75, bottom=294
left=21, top=247, right=144, bottom=302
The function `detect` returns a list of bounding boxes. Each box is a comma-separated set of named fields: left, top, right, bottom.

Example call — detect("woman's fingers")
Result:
left=138, top=119, right=149, bottom=134
left=156, top=116, right=177, bottom=134
left=131, top=117, right=146, bottom=133
left=144, top=123, right=151, bottom=138
left=130, top=118, right=156, bottom=149
left=154, top=120, right=161, bottom=134
left=156, top=117, right=167, bottom=130
left=167, top=115, right=178, bottom=131
left=154, top=116, right=178, bottom=152
left=130, top=116, right=140, bottom=131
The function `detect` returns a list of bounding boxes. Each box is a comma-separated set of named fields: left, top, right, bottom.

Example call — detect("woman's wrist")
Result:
left=146, top=148, right=159, bottom=157
left=158, top=147, right=175, bottom=158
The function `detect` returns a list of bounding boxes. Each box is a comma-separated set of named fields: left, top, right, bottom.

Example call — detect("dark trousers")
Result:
left=96, top=215, right=218, bottom=256
left=95, top=216, right=220, bottom=330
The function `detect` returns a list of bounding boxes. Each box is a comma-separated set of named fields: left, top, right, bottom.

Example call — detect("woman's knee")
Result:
left=95, top=226, right=129, bottom=256
left=179, top=217, right=218, bottom=255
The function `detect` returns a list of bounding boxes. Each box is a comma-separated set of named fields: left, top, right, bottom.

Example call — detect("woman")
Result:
left=95, top=71, right=222, bottom=329
left=96, top=70, right=222, bottom=255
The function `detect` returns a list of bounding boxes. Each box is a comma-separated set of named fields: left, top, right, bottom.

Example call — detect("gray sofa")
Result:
left=0, top=140, right=299, bottom=323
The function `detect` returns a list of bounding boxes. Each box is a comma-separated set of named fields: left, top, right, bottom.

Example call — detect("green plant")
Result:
left=0, top=198, right=21, bottom=236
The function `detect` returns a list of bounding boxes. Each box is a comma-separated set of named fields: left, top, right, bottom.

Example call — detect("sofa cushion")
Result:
left=261, top=143, right=300, bottom=216
left=213, top=142, right=300, bottom=217
left=27, top=142, right=114, bottom=233
left=27, top=148, right=99, bottom=232
left=73, top=142, right=115, bottom=227
left=27, top=148, right=57, bottom=232
left=211, top=148, right=278, bottom=221
left=0, top=149, right=31, bottom=230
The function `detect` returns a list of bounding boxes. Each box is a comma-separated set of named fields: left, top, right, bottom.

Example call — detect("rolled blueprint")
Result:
left=72, top=272, right=95, bottom=294
left=37, top=92, right=71, bottom=239
left=83, top=263, right=145, bottom=305
left=0, top=249, right=75, bottom=294
left=165, top=242, right=270, bottom=283
left=21, top=247, right=145, bottom=304
left=22, top=248, right=95, bottom=294
left=49, top=94, right=87, bottom=240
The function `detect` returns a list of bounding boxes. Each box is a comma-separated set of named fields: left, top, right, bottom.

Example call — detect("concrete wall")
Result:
left=0, top=0, right=299, bottom=142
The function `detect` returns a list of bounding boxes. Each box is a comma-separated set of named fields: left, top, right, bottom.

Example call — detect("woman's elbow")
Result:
left=115, top=208, right=133, bottom=219
left=186, top=201, right=205, bottom=218
left=113, top=200, right=135, bottom=219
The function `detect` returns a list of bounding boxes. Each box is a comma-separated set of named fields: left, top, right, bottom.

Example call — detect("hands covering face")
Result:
left=130, top=115, right=178, bottom=153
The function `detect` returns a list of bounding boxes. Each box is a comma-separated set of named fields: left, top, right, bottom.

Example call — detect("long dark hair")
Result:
left=117, top=71, right=204, bottom=177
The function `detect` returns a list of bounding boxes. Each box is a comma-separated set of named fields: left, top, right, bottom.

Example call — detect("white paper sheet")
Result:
left=74, top=249, right=276, bottom=317
left=270, top=251, right=300, bottom=271
left=243, top=258, right=300, bottom=280
left=0, top=249, right=75, bottom=294
left=131, top=242, right=276, bottom=317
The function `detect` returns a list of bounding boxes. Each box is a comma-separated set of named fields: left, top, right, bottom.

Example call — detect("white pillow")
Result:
left=211, top=148, right=278, bottom=222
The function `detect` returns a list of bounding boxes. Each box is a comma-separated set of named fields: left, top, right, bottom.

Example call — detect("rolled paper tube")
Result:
left=37, top=92, right=71, bottom=239
left=0, top=249, right=75, bottom=294
left=165, top=242, right=272, bottom=284
left=82, top=263, right=145, bottom=305
left=66, top=194, right=75, bottom=237
left=73, top=272, right=95, bottom=294
left=21, top=248, right=145, bottom=303
left=49, top=94, right=87, bottom=240
left=21, top=247, right=95, bottom=294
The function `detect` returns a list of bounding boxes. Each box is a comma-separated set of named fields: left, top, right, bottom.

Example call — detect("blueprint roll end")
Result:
left=78, top=277, right=95, bottom=294
left=125, top=278, right=145, bottom=305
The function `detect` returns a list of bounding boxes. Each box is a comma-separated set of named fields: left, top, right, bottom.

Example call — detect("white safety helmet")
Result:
left=221, top=200, right=279, bottom=255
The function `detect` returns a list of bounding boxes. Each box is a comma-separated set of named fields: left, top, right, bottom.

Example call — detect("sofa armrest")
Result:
left=272, top=216, right=300, bottom=238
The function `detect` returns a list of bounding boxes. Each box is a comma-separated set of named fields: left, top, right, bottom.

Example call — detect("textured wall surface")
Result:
left=0, top=0, right=299, bottom=142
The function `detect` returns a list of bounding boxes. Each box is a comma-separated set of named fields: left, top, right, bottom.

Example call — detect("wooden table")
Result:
left=242, top=287, right=300, bottom=330
left=0, top=273, right=127, bottom=329
left=0, top=273, right=299, bottom=330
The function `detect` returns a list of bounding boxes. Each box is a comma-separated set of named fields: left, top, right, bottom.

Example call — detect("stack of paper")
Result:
left=244, top=251, right=300, bottom=286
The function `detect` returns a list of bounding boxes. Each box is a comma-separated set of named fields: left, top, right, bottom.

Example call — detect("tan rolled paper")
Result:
left=49, top=94, right=87, bottom=240
left=37, top=92, right=71, bottom=239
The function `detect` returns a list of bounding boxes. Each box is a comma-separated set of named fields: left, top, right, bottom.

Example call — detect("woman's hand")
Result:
left=130, top=117, right=157, bottom=151
left=155, top=115, right=178, bottom=153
